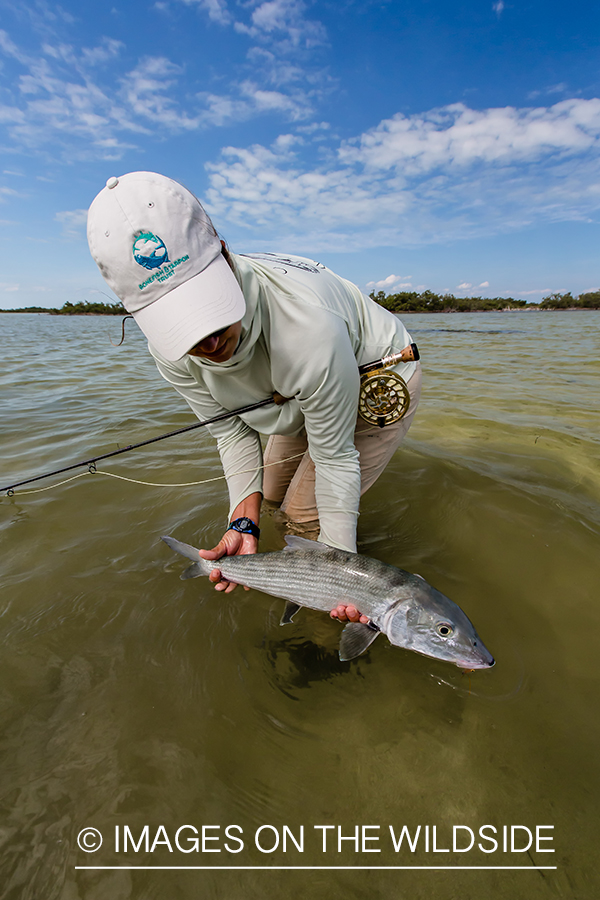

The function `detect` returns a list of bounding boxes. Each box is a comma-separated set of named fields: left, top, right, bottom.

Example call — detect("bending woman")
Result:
left=87, top=171, right=421, bottom=621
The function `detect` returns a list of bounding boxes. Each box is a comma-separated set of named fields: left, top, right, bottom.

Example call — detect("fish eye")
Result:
left=436, top=622, right=454, bottom=638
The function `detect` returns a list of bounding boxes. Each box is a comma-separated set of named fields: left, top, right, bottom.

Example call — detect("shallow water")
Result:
left=0, top=311, right=599, bottom=900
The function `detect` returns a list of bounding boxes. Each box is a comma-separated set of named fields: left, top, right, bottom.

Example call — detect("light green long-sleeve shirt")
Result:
left=149, top=252, right=415, bottom=552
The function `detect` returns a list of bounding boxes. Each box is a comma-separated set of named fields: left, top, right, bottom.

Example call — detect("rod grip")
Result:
left=396, top=342, right=420, bottom=362
left=272, top=391, right=292, bottom=406
left=358, top=342, right=420, bottom=375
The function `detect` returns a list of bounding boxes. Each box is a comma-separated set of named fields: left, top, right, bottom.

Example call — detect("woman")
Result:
left=88, top=171, right=421, bottom=622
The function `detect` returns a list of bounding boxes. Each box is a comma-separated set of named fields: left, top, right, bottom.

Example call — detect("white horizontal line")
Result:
left=75, top=866, right=558, bottom=871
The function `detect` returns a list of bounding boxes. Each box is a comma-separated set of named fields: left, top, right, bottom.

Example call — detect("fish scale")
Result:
left=210, top=546, right=404, bottom=617
left=161, top=533, right=495, bottom=669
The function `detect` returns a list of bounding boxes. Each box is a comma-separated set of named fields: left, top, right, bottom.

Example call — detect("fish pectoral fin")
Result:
left=181, top=562, right=203, bottom=580
left=280, top=600, right=301, bottom=625
left=339, top=622, right=380, bottom=661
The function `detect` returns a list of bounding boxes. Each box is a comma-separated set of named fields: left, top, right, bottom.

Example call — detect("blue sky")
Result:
left=0, top=0, right=599, bottom=308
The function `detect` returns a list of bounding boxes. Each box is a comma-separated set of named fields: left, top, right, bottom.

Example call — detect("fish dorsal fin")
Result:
left=283, top=535, right=331, bottom=552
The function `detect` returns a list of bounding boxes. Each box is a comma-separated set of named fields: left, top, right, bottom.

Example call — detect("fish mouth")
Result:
left=459, top=655, right=495, bottom=670
left=416, top=647, right=495, bottom=669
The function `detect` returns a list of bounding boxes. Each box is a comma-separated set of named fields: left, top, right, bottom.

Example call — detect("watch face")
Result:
left=229, top=517, right=259, bottom=537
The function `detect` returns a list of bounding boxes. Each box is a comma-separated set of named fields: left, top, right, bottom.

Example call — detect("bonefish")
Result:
left=162, top=535, right=494, bottom=668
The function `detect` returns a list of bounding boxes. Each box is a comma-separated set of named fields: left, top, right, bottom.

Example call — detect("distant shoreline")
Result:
left=0, top=310, right=123, bottom=315
left=4, top=308, right=598, bottom=314
left=1, top=308, right=598, bottom=315
left=1, top=289, right=599, bottom=315
left=368, top=289, right=600, bottom=312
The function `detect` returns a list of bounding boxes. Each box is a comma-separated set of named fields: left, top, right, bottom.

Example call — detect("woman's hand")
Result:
left=198, top=530, right=258, bottom=593
left=330, top=605, right=369, bottom=625
left=199, top=494, right=261, bottom=592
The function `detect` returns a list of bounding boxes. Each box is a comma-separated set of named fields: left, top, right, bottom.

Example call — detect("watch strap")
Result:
left=227, top=517, right=260, bottom=539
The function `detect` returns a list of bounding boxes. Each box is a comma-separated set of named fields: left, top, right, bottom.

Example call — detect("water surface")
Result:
left=0, top=311, right=599, bottom=899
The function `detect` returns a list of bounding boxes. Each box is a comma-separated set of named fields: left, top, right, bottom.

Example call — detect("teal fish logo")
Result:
left=133, top=232, right=169, bottom=270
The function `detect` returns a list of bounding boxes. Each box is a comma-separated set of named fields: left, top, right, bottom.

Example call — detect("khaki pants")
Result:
left=263, top=363, right=422, bottom=524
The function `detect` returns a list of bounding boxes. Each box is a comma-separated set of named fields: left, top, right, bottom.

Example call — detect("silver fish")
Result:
left=161, top=535, right=494, bottom=669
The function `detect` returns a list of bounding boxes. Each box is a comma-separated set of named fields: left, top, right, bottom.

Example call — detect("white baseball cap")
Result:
left=87, top=171, right=246, bottom=360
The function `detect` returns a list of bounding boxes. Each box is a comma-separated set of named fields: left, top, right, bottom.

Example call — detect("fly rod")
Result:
left=1, top=343, right=419, bottom=496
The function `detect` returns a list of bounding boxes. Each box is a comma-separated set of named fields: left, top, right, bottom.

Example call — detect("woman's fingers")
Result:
left=330, top=604, right=369, bottom=624
left=199, top=531, right=257, bottom=592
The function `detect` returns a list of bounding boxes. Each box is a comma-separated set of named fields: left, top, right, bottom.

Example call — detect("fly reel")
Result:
left=358, top=369, right=410, bottom=428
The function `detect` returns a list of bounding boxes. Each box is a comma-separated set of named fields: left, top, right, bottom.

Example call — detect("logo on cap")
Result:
left=133, top=232, right=170, bottom=270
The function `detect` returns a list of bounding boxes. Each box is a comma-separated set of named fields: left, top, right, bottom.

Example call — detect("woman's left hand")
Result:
left=330, top=605, right=369, bottom=624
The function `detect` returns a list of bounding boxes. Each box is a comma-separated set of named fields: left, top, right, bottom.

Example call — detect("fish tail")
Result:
left=161, top=535, right=213, bottom=579
left=180, top=562, right=206, bottom=580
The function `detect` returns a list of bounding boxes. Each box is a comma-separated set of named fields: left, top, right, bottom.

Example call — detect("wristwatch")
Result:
left=227, top=517, right=260, bottom=539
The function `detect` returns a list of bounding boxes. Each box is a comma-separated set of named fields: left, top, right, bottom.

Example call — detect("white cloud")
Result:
left=0, top=188, right=19, bottom=209
left=81, top=38, right=124, bottom=66
left=337, top=100, right=600, bottom=174
left=519, top=288, right=553, bottom=295
left=479, top=281, right=489, bottom=287
left=1, top=40, right=143, bottom=156
left=0, top=0, right=330, bottom=163
left=234, top=0, right=327, bottom=49
left=205, top=99, right=600, bottom=251
left=55, top=208, right=88, bottom=236
left=180, top=0, right=232, bottom=25
left=177, top=0, right=327, bottom=51
left=527, top=84, right=578, bottom=103
left=457, top=282, right=472, bottom=289
left=199, top=81, right=312, bottom=126
left=0, top=105, right=26, bottom=125
left=366, top=274, right=413, bottom=290
left=119, top=57, right=200, bottom=130
left=493, top=1, right=504, bottom=16
left=296, top=121, right=330, bottom=134
left=246, top=47, right=306, bottom=87
left=0, top=283, right=20, bottom=291
left=0, top=28, right=28, bottom=63
left=0, top=28, right=316, bottom=161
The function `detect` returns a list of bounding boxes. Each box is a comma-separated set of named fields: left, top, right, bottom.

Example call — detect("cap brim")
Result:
left=132, top=254, right=246, bottom=361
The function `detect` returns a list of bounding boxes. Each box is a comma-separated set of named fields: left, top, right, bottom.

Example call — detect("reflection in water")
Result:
left=0, top=312, right=598, bottom=899
left=264, top=636, right=355, bottom=694
left=412, top=327, right=525, bottom=334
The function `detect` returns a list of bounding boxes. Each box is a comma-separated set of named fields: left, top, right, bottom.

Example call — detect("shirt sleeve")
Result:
left=149, top=348, right=264, bottom=520
left=270, top=308, right=362, bottom=553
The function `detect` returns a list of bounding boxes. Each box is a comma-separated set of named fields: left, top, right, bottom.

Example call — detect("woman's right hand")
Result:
left=198, top=530, right=258, bottom=593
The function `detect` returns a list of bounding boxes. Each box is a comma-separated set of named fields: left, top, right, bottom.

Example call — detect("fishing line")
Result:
left=6, top=425, right=395, bottom=497
left=109, top=314, right=134, bottom=347
left=6, top=452, right=308, bottom=496
left=3, top=425, right=402, bottom=498
left=1, top=343, right=420, bottom=496
left=429, top=653, right=525, bottom=702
